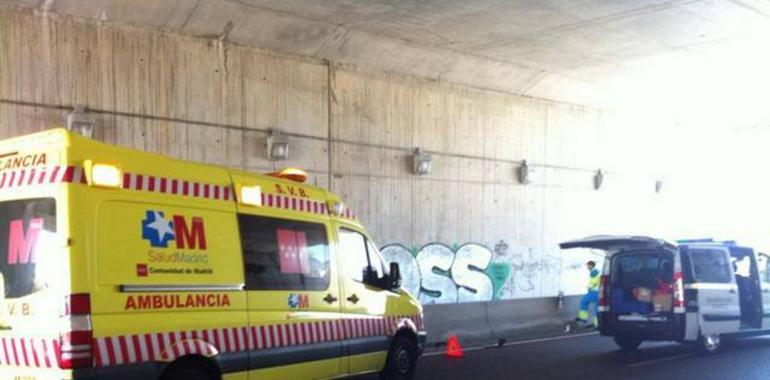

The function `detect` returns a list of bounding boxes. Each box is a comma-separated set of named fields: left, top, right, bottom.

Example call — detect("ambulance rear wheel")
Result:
left=614, top=336, right=642, bottom=351
left=161, top=360, right=216, bottom=380
left=380, top=335, right=418, bottom=380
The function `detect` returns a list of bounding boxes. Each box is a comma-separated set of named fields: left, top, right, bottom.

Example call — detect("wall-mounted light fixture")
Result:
left=655, top=179, right=664, bottom=193
left=66, top=105, right=95, bottom=138
left=594, top=169, right=604, bottom=190
left=266, top=129, right=289, bottom=161
left=412, top=148, right=432, bottom=176
left=517, top=160, right=532, bottom=184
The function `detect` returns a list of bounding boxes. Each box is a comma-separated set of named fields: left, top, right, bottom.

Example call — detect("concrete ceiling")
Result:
left=5, top=0, right=770, bottom=121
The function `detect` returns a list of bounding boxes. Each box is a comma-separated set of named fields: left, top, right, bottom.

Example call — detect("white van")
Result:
left=560, top=236, right=770, bottom=353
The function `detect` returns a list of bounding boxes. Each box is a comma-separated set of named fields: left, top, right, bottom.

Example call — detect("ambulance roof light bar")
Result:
left=267, top=167, right=308, bottom=183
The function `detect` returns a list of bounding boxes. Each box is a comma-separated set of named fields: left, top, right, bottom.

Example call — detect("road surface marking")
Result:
left=626, top=353, right=697, bottom=368
left=423, top=331, right=599, bottom=357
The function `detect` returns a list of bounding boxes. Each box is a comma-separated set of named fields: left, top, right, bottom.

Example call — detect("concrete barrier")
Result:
left=423, top=302, right=494, bottom=347
left=423, top=295, right=584, bottom=347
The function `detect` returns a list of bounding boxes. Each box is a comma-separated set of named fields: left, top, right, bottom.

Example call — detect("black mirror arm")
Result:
left=389, top=262, right=402, bottom=290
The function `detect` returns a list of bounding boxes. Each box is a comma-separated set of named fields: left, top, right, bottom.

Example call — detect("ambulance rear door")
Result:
left=0, top=197, right=65, bottom=376
left=0, top=131, right=71, bottom=378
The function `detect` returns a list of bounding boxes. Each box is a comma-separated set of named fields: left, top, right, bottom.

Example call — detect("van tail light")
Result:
left=58, top=294, right=93, bottom=369
left=672, top=272, right=685, bottom=314
left=598, top=275, right=610, bottom=312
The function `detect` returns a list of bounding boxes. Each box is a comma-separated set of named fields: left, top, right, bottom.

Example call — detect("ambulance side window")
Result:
left=238, top=214, right=330, bottom=291
left=339, top=228, right=370, bottom=283
left=339, top=228, right=388, bottom=288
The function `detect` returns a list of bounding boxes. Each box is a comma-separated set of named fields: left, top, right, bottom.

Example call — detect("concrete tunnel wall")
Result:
left=0, top=6, right=674, bottom=344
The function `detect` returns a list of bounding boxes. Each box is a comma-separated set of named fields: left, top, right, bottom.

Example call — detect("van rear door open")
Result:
left=559, top=235, right=670, bottom=252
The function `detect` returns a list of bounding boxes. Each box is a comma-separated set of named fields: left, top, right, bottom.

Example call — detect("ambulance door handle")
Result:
left=323, top=294, right=338, bottom=304
left=763, top=288, right=769, bottom=293
left=347, top=294, right=360, bottom=304
left=729, top=289, right=737, bottom=294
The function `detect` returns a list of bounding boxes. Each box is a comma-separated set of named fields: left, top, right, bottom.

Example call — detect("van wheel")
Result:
left=700, top=334, right=721, bottom=354
left=614, top=336, right=642, bottom=351
left=380, top=335, right=418, bottom=380
left=160, top=364, right=213, bottom=380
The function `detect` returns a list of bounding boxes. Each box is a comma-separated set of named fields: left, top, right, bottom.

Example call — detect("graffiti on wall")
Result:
left=380, top=240, right=566, bottom=305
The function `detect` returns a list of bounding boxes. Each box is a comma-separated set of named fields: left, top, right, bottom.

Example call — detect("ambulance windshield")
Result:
left=0, top=198, right=57, bottom=299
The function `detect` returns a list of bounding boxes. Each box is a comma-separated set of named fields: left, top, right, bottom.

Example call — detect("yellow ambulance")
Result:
left=0, top=129, right=425, bottom=380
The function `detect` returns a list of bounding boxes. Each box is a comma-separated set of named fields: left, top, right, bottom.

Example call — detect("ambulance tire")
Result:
left=613, top=336, right=642, bottom=351
left=380, top=335, right=418, bottom=380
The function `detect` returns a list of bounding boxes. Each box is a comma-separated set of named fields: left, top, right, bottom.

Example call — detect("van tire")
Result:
left=700, top=334, right=721, bottom=354
left=160, top=363, right=214, bottom=380
left=613, top=336, right=642, bottom=351
left=380, top=335, right=418, bottom=380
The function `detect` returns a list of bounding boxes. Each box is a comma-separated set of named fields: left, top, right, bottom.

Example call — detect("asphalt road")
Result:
left=354, top=333, right=770, bottom=380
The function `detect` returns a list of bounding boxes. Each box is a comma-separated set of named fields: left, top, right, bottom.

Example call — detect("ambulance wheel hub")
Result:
left=395, top=347, right=411, bottom=374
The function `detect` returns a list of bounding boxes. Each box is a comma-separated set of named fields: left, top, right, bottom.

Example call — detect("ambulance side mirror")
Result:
left=388, top=262, right=402, bottom=290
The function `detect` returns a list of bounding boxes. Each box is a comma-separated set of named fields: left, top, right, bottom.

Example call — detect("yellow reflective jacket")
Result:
left=588, top=268, right=601, bottom=292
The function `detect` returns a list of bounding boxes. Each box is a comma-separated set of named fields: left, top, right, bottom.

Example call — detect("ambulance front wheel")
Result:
left=380, top=335, right=418, bottom=380
left=613, top=336, right=642, bottom=351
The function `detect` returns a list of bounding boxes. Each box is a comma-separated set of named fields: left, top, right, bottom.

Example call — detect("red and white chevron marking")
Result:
left=0, top=336, right=58, bottom=368
left=261, top=192, right=329, bottom=216
left=0, top=166, right=357, bottom=219
left=259, top=192, right=356, bottom=219
left=0, top=165, right=86, bottom=189
left=121, top=172, right=233, bottom=202
left=94, top=315, right=422, bottom=367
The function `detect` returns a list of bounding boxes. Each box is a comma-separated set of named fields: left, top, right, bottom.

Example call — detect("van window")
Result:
left=239, top=215, right=330, bottom=291
left=759, top=253, right=770, bottom=283
left=687, top=249, right=732, bottom=283
left=612, top=253, right=673, bottom=290
left=0, top=198, right=57, bottom=298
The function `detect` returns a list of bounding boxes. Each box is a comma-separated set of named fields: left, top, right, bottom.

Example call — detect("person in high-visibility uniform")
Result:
left=576, top=260, right=600, bottom=327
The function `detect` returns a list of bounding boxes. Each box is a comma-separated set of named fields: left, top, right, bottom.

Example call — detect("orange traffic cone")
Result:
left=445, top=335, right=464, bottom=358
